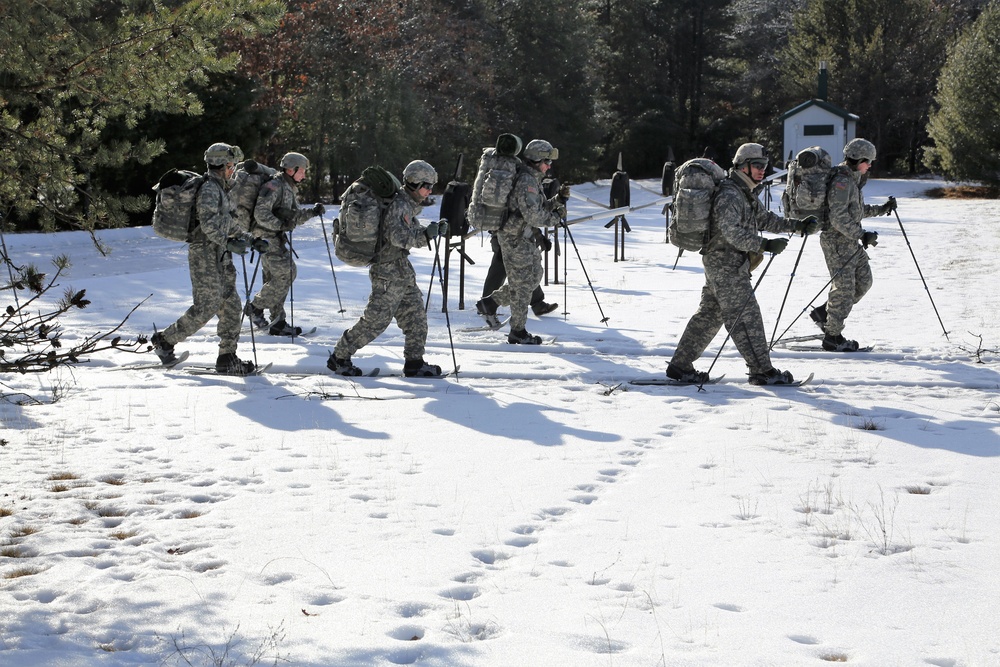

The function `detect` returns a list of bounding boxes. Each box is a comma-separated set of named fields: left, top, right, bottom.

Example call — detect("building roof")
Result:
left=780, top=98, right=860, bottom=122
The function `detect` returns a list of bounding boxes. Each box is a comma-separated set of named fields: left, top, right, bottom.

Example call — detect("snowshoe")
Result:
left=244, top=303, right=268, bottom=330
left=327, top=353, right=362, bottom=377
left=507, top=328, right=542, bottom=345
left=476, top=296, right=501, bottom=329
left=268, top=319, right=302, bottom=337
left=150, top=331, right=178, bottom=366
left=215, top=353, right=256, bottom=376
left=666, top=363, right=709, bottom=384
left=809, top=303, right=827, bottom=331
left=748, top=368, right=795, bottom=386
left=403, top=358, right=442, bottom=377
left=822, top=333, right=860, bottom=352
left=532, top=301, right=559, bottom=317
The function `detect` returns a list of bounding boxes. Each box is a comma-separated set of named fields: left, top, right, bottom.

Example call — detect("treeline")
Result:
left=0, top=0, right=996, bottom=232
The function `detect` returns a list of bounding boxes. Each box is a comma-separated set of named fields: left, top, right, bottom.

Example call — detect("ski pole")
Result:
left=769, top=234, right=809, bottom=348
left=240, top=250, right=262, bottom=328
left=562, top=221, right=610, bottom=325
left=425, top=220, right=445, bottom=312
left=771, top=245, right=864, bottom=348
left=432, top=234, right=459, bottom=374
left=287, top=230, right=296, bottom=341
left=239, top=254, right=259, bottom=368
left=318, top=214, right=346, bottom=316
left=699, top=253, right=777, bottom=390
left=892, top=208, right=949, bottom=340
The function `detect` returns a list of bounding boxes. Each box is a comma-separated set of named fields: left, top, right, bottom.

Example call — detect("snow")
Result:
left=2, top=176, right=999, bottom=667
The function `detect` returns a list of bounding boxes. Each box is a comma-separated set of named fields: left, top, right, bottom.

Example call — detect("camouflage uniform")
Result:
left=670, top=170, right=796, bottom=376
left=820, top=165, right=879, bottom=336
left=486, top=164, right=561, bottom=331
left=251, top=173, right=311, bottom=325
left=334, top=189, right=433, bottom=360
left=158, top=172, right=244, bottom=355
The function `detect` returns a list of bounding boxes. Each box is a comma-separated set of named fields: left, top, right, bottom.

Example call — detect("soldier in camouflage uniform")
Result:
left=151, top=143, right=267, bottom=375
left=327, top=160, right=448, bottom=377
left=245, top=152, right=324, bottom=336
left=810, top=138, right=896, bottom=351
left=667, top=143, right=818, bottom=385
left=476, top=139, right=567, bottom=344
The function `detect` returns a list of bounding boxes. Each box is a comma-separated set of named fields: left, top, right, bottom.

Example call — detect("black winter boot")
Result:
left=748, top=368, right=795, bottom=385
left=327, top=353, right=362, bottom=376
left=150, top=332, right=178, bottom=366
left=215, top=353, right=256, bottom=376
left=244, top=303, right=268, bottom=330
left=476, top=296, right=501, bottom=329
left=666, top=363, right=709, bottom=384
left=809, top=303, right=828, bottom=331
left=403, top=358, right=442, bottom=377
left=822, top=333, right=860, bottom=352
left=268, top=319, right=302, bottom=337
left=531, top=302, right=559, bottom=316
left=507, top=328, right=542, bottom=345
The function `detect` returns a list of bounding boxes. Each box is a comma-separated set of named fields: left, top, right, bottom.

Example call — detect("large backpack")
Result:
left=466, top=147, right=523, bottom=233
left=230, top=160, right=278, bottom=234
left=151, top=169, right=206, bottom=242
left=783, top=146, right=834, bottom=221
left=333, top=166, right=399, bottom=267
left=669, top=158, right=727, bottom=252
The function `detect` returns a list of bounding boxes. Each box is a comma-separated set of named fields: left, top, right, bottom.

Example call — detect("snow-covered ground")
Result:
left=2, top=174, right=999, bottom=667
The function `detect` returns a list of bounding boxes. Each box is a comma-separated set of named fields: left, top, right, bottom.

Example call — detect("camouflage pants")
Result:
left=488, top=230, right=542, bottom=331
left=161, top=241, right=242, bottom=355
left=334, top=257, right=427, bottom=361
left=670, top=250, right=775, bottom=376
left=252, top=235, right=296, bottom=324
left=819, top=232, right=872, bottom=336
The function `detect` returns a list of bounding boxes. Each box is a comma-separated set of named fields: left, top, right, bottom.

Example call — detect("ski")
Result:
left=460, top=317, right=511, bottom=333
left=782, top=345, right=874, bottom=353
left=771, top=334, right=824, bottom=346
left=630, top=374, right=725, bottom=387
left=250, top=326, right=318, bottom=337
left=186, top=362, right=273, bottom=377
left=113, top=350, right=191, bottom=371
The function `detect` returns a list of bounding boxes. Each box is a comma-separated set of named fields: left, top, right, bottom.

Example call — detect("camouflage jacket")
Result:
left=705, top=170, right=793, bottom=255
left=376, top=189, right=433, bottom=263
left=502, top=164, right=561, bottom=238
left=192, top=172, right=241, bottom=248
left=254, top=173, right=310, bottom=236
left=826, top=164, right=881, bottom=241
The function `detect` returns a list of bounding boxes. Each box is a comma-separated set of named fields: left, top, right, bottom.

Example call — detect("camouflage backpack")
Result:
left=230, top=160, right=278, bottom=234
left=669, top=158, right=727, bottom=252
left=466, top=147, right=524, bottom=233
left=334, top=166, right=400, bottom=267
left=151, top=169, right=206, bottom=242
left=783, top=146, right=835, bottom=223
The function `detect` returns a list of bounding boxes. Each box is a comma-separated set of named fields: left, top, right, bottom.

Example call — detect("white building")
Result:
left=780, top=63, right=858, bottom=165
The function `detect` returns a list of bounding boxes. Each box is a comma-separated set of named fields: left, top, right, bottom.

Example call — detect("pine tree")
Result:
left=0, top=0, right=284, bottom=231
left=925, top=1, right=1000, bottom=186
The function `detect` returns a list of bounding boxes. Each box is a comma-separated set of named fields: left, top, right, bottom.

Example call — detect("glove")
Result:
left=423, top=222, right=439, bottom=241
left=312, top=203, right=326, bottom=217
left=533, top=229, right=552, bottom=252
left=438, top=220, right=449, bottom=238
left=552, top=201, right=567, bottom=219
left=881, top=196, right=897, bottom=216
left=251, top=238, right=269, bottom=254
left=761, top=237, right=788, bottom=255
left=558, top=184, right=570, bottom=204
left=794, top=215, right=820, bottom=236
left=861, top=230, right=879, bottom=248
left=226, top=237, right=249, bottom=255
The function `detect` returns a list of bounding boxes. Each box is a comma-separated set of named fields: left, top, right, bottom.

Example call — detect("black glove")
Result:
left=761, top=237, right=788, bottom=255
left=226, top=237, right=249, bottom=255
left=861, top=230, right=879, bottom=248
left=534, top=229, right=552, bottom=252
left=251, top=238, right=269, bottom=254
left=882, top=197, right=897, bottom=216
left=558, top=184, right=570, bottom=204
left=312, top=203, right=326, bottom=216
left=424, top=221, right=440, bottom=241
left=794, top=215, right=820, bottom=236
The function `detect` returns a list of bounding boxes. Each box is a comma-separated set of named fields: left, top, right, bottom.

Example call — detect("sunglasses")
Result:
left=541, top=159, right=553, bottom=166
left=409, top=181, right=434, bottom=190
left=749, top=160, right=768, bottom=169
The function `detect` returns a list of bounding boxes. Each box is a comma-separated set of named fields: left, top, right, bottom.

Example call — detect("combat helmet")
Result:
left=279, top=152, right=310, bottom=170
left=204, top=143, right=239, bottom=167
left=732, top=143, right=768, bottom=168
left=402, top=160, right=437, bottom=188
left=523, top=139, right=559, bottom=162
left=843, top=138, right=876, bottom=162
